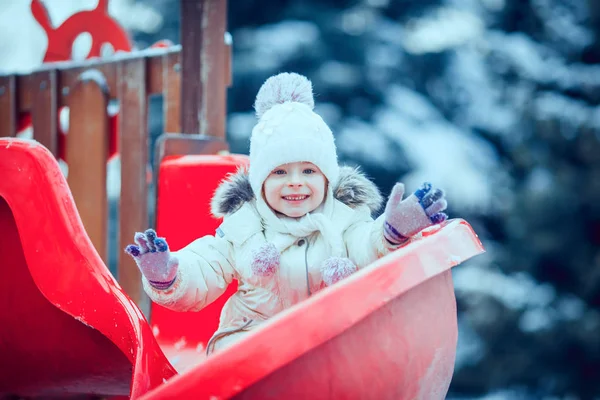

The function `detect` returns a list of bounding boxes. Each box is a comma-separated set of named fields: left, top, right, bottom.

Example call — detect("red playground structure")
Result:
left=0, top=1, right=485, bottom=399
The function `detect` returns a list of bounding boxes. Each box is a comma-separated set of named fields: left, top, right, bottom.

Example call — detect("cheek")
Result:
left=309, top=176, right=326, bottom=198
left=263, top=179, right=281, bottom=201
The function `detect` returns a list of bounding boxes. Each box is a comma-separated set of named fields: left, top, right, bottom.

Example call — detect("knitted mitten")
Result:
left=124, top=229, right=179, bottom=290
left=383, top=182, right=448, bottom=245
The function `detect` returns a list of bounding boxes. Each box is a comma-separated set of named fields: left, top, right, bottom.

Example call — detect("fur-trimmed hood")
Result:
left=211, top=166, right=383, bottom=218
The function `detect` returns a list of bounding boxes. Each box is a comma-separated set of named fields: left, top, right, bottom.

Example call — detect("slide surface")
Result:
left=0, top=138, right=176, bottom=398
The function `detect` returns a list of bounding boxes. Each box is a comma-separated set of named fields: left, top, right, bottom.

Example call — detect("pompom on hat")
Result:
left=249, top=72, right=339, bottom=196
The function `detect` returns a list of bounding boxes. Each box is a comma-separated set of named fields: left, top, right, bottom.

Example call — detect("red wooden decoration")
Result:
left=20, top=0, right=135, bottom=161
left=31, top=0, right=132, bottom=62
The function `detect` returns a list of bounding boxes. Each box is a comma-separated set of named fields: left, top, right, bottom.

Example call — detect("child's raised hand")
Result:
left=124, top=229, right=179, bottom=290
left=383, top=182, right=448, bottom=245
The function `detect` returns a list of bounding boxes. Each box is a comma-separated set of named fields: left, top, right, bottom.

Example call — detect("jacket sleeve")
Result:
left=142, top=234, right=237, bottom=312
left=343, top=205, right=402, bottom=268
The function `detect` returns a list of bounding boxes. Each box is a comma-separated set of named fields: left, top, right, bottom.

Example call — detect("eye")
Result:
left=303, top=168, right=315, bottom=174
left=273, top=169, right=286, bottom=175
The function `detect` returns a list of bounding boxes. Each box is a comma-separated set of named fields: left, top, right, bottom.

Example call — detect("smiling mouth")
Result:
left=282, top=195, right=310, bottom=201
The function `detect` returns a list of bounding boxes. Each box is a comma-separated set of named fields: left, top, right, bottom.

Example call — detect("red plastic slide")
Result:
left=0, top=138, right=176, bottom=398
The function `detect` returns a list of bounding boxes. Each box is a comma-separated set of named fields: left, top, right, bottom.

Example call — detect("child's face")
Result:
left=263, top=162, right=326, bottom=218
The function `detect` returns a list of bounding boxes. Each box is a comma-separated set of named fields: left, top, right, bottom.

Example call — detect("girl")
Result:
left=125, top=73, right=448, bottom=354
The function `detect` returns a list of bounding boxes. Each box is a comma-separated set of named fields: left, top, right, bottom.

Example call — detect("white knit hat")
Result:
left=249, top=72, right=339, bottom=196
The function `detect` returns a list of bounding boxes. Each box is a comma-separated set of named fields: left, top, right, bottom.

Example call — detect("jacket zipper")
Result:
left=304, top=237, right=311, bottom=297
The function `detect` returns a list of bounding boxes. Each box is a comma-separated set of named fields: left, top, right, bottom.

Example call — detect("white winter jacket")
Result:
left=143, top=166, right=398, bottom=353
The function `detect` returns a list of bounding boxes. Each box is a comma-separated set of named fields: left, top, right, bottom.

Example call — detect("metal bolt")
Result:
left=40, top=81, right=47, bottom=90
left=174, top=63, right=181, bottom=73
left=62, top=87, right=69, bottom=96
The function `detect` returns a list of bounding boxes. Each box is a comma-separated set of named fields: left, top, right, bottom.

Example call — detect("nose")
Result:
left=287, top=170, right=304, bottom=187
